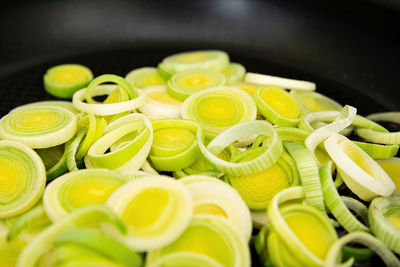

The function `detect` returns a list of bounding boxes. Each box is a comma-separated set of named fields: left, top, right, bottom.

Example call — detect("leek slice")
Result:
left=157, top=50, right=229, bottom=78
left=182, top=86, right=257, bottom=138
left=355, top=141, right=399, bottom=160
left=284, top=141, right=325, bottom=212
left=253, top=86, right=302, bottom=127
left=36, top=144, right=68, bottom=181
left=377, top=157, right=400, bottom=195
left=43, top=169, right=130, bottom=222
left=86, top=113, right=153, bottom=173
left=220, top=63, right=246, bottom=85
left=138, top=85, right=182, bottom=119
left=16, top=204, right=125, bottom=267
left=125, top=67, right=166, bottom=89
left=325, top=232, right=400, bottom=267
left=232, top=82, right=262, bottom=96
left=73, top=85, right=146, bottom=116
left=324, top=133, right=395, bottom=201
left=50, top=244, right=111, bottom=266
left=267, top=187, right=337, bottom=266
left=106, top=176, right=192, bottom=251
left=54, top=228, right=142, bottom=267
left=0, top=106, right=77, bottom=149
left=245, top=72, right=316, bottom=91
left=185, top=180, right=252, bottom=242
left=320, top=161, right=369, bottom=233
left=368, top=196, right=400, bottom=254
left=43, top=64, right=93, bottom=99
left=198, top=120, right=283, bottom=177
left=290, top=90, right=343, bottom=114
left=229, top=151, right=297, bottom=210
left=146, top=216, right=250, bottom=267
left=167, top=69, right=226, bottom=101
left=150, top=252, right=224, bottom=267
left=149, top=119, right=200, bottom=171
left=65, top=127, right=86, bottom=172
left=0, top=140, right=46, bottom=218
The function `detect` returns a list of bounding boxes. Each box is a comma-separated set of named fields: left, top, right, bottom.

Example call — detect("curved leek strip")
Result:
left=354, top=141, right=399, bottom=160
left=356, top=128, right=400, bottom=145
left=229, top=151, right=297, bottom=210
left=0, top=106, right=77, bottom=149
left=0, top=140, right=46, bottom=218
left=368, top=196, right=400, bottom=254
left=284, top=141, right=325, bottom=212
left=50, top=244, right=113, bottom=266
left=267, top=187, right=337, bottom=267
left=320, top=161, right=369, bottom=233
left=377, top=157, right=400, bottom=196
left=324, top=133, right=395, bottom=201
left=305, top=105, right=356, bottom=153
left=276, top=126, right=308, bottom=143
left=366, top=111, right=400, bottom=124
left=232, top=82, right=262, bottom=96
left=86, top=113, right=153, bottom=173
left=325, top=232, right=400, bottom=267
left=65, top=127, right=87, bottom=172
left=106, top=176, right=192, bottom=251
left=13, top=100, right=79, bottom=115
left=138, top=85, right=182, bottom=119
left=185, top=180, right=252, bottom=242
left=157, top=50, right=229, bottom=78
left=16, top=204, right=125, bottom=267
left=181, top=86, right=257, bottom=138
left=36, top=144, right=68, bottom=181
left=75, top=114, right=97, bottom=160
left=341, top=196, right=369, bottom=224
left=73, top=85, right=146, bottom=116
left=220, top=63, right=246, bottom=85
left=150, top=252, right=224, bottom=267
left=125, top=67, right=166, bottom=89
left=54, top=228, right=142, bottom=267
left=140, top=160, right=159, bottom=174
left=251, top=211, right=269, bottom=229
left=7, top=203, right=51, bottom=241
left=199, top=120, right=283, bottom=177
left=167, top=69, right=226, bottom=101
left=149, top=119, right=200, bottom=171
left=253, top=86, right=301, bottom=127
left=245, top=72, right=316, bottom=91
left=43, top=64, right=93, bottom=99
left=43, top=169, right=130, bottom=222
left=290, top=90, right=343, bottom=114
left=146, top=216, right=250, bottom=267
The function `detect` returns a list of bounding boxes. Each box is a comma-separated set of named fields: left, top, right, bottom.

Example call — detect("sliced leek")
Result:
left=185, top=180, right=252, bottom=242
left=290, top=90, right=342, bottom=114
left=85, top=113, right=153, bottom=173
left=0, top=106, right=77, bottom=149
left=325, top=133, right=395, bottom=201
left=232, top=82, right=262, bottom=96
left=149, top=119, right=200, bottom=171
left=220, top=63, right=246, bottom=85
left=106, top=176, right=192, bottom=251
left=245, top=72, right=316, bottom=91
left=355, top=141, right=399, bottom=160
left=138, top=85, right=182, bottom=119
left=125, top=67, right=166, bottom=89
left=199, top=120, right=283, bottom=177
left=43, top=169, right=130, bottom=222
left=0, top=140, right=46, bottom=218
left=368, top=196, right=400, bottom=254
left=157, top=50, right=229, bottom=78
left=43, top=64, right=93, bottom=99
left=167, top=69, right=226, bottom=101
left=253, top=86, right=302, bottom=127
left=16, top=204, right=125, bottom=267
left=320, top=161, right=369, bottom=233
left=36, top=144, right=68, bottom=181
left=377, top=157, right=400, bottom=195
left=182, top=86, right=257, bottom=138
left=146, top=216, right=250, bottom=267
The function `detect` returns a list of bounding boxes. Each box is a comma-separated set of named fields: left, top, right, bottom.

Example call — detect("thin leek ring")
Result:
left=354, top=141, right=399, bottom=160
left=198, top=120, right=283, bottom=177
left=0, top=140, right=46, bottom=218
left=245, top=72, right=316, bottom=91
left=125, top=67, right=166, bottom=89
left=0, top=106, right=77, bottom=149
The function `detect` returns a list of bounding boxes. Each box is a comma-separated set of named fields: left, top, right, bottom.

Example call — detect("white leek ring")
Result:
left=245, top=72, right=316, bottom=91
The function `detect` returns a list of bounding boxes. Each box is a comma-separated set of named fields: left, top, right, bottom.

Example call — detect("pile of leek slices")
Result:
left=1, top=50, right=400, bottom=267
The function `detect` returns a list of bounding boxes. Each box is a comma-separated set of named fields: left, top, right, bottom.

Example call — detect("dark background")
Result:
left=1, top=0, right=399, bottom=117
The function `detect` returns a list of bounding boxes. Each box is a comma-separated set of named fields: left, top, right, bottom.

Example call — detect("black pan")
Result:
left=1, top=0, right=399, bottom=266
